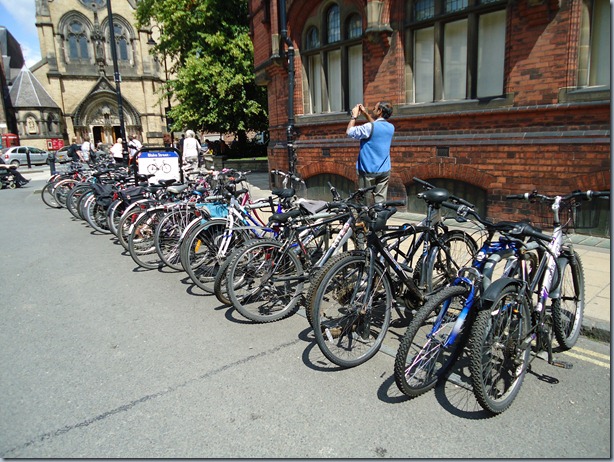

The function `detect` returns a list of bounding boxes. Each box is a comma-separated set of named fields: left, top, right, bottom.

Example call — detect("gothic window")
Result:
left=577, top=0, right=610, bottom=88
left=67, top=19, right=89, bottom=61
left=405, top=0, right=507, bottom=103
left=113, top=22, right=130, bottom=62
left=302, top=5, right=363, bottom=114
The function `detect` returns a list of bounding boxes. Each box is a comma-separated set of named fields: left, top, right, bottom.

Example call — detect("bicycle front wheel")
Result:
left=227, top=239, right=304, bottom=323
left=310, top=252, right=392, bottom=368
left=41, top=181, right=61, bottom=208
left=394, top=284, right=472, bottom=398
left=552, top=252, right=585, bottom=350
left=128, top=208, right=167, bottom=269
left=182, top=220, right=229, bottom=293
left=469, top=284, right=531, bottom=414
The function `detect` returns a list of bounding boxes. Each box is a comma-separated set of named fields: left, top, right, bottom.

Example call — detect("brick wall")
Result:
left=250, top=0, right=610, bottom=224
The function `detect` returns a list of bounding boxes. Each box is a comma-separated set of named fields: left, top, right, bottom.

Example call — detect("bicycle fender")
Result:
left=548, top=256, right=569, bottom=299
left=479, top=277, right=524, bottom=309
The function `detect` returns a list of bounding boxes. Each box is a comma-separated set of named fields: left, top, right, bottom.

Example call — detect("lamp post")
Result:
left=106, top=0, right=127, bottom=160
left=147, top=26, right=172, bottom=133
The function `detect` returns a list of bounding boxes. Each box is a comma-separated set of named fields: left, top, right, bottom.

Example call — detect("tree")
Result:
left=136, top=0, right=268, bottom=135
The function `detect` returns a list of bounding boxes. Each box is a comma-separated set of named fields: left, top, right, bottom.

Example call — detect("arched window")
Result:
left=577, top=0, right=610, bottom=88
left=67, top=20, right=89, bottom=61
left=113, top=22, right=130, bottom=62
left=302, top=5, right=363, bottom=114
left=327, top=5, right=341, bottom=43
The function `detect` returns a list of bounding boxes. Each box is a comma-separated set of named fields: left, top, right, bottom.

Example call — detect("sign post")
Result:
left=136, top=147, right=183, bottom=184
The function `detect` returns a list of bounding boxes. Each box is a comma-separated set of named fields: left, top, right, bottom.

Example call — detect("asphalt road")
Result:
left=0, top=179, right=610, bottom=458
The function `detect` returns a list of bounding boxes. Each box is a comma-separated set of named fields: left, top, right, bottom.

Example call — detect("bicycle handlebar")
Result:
left=506, top=189, right=610, bottom=202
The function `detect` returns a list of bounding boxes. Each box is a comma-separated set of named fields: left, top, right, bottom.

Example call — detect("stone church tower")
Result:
left=32, top=0, right=167, bottom=147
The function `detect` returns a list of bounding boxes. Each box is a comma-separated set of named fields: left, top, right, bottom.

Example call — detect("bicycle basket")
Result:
left=531, top=198, right=596, bottom=231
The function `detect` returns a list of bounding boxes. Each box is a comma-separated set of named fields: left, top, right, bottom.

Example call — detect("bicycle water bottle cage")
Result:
left=417, top=188, right=449, bottom=206
left=272, top=188, right=295, bottom=199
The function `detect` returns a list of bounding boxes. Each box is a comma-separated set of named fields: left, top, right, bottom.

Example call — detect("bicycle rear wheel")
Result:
left=310, top=252, right=392, bottom=368
left=469, top=284, right=531, bottom=414
left=53, top=178, right=79, bottom=208
left=227, top=239, right=304, bottom=323
left=85, top=198, right=112, bottom=233
left=425, top=230, right=478, bottom=292
left=182, top=219, right=229, bottom=292
left=394, top=285, right=472, bottom=398
left=41, top=181, right=61, bottom=208
left=128, top=208, right=168, bottom=269
left=552, top=252, right=585, bottom=350
left=155, top=208, right=199, bottom=270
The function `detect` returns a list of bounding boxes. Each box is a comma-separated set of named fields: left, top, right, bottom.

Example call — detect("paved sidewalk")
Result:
left=24, top=167, right=610, bottom=342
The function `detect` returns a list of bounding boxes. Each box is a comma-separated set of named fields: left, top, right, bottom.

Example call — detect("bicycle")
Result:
left=223, top=185, right=367, bottom=323
left=394, top=202, right=541, bottom=399
left=147, top=159, right=172, bottom=174
left=468, top=189, right=609, bottom=414
left=307, top=186, right=480, bottom=368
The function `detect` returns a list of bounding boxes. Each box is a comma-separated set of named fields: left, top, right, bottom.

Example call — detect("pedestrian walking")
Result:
left=110, top=138, right=124, bottom=165
left=346, top=101, right=394, bottom=204
left=127, top=134, right=142, bottom=171
left=81, top=135, right=91, bottom=162
left=182, top=130, right=201, bottom=170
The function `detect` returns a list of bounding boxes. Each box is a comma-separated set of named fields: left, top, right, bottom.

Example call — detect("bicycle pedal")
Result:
left=551, top=360, right=573, bottom=369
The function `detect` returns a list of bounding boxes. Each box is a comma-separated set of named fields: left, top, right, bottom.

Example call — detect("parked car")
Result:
left=53, top=145, right=80, bottom=163
left=1, top=146, right=50, bottom=166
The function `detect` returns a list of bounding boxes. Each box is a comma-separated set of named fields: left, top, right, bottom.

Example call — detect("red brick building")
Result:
left=248, top=0, right=610, bottom=236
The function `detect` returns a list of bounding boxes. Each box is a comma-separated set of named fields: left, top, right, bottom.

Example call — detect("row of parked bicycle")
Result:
left=40, top=161, right=609, bottom=415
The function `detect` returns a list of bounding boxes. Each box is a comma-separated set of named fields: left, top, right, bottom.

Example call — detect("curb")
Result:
left=581, top=316, right=611, bottom=343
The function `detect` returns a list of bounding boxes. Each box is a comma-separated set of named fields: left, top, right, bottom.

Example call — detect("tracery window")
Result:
left=302, top=4, right=363, bottom=114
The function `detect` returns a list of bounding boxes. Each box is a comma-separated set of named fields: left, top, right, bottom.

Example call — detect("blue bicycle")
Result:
left=394, top=202, right=541, bottom=398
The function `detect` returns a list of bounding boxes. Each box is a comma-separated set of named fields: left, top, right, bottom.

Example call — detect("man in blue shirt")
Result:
left=346, top=101, right=394, bottom=203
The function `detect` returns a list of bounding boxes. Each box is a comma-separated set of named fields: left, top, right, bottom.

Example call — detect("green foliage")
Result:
left=136, top=0, right=268, bottom=134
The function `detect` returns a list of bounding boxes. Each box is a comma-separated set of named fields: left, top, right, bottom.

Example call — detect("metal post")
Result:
left=106, top=0, right=127, bottom=161
left=279, top=0, right=296, bottom=175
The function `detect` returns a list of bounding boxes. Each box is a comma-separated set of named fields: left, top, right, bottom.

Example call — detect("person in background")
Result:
left=67, top=137, right=84, bottom=163
left=346, top=101, right=394, bottom=204
left=110, top=138, right=124, bottom=165
left=81, top=135, right=91, bottom=162
left=127, top=134, right=142, bottom=171
left=0, top=156, right=30, bottom=186
left=182, top=129, right=201, bottom=169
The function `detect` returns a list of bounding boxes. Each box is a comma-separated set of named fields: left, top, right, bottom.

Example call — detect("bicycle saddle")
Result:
left=272, top=188, right=295, bottom=199
left=268, top=209, right=302, bottom=224
left=167, top=184, right=190, bottom=194
left=417, top=188, right=449, bottom=205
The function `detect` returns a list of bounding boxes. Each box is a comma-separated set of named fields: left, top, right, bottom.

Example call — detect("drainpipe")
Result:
left=279, top=0, right=296, bottom=174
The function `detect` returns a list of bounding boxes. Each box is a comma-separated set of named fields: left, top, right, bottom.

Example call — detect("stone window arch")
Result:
left=301, top=2, right=363, bottom=114
left=59, top=13, right=93, bottom=64
left=102, top=15, right=136, bottom=66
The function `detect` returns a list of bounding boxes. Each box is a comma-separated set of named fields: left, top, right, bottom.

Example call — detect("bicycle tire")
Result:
left=41, top=181, right=61, bottom=208
left=394, top=284, right=472, bottom=398
left=118, top=200, right=155, bottom=250
left=309, top=252, right=392, bottom=368
left=155, top=207, right=199, bottom=270
left=52, top=178, right=79, bottom=208
left=85, top=197, right=112, bottom=233
left=107, top=199, right=127, bottom=236
left=128, top=208, right=168, bottom=269
left=425, top=230, right=478, bottom=292
left=552, top=252, right=585, bottom=350
left=182, top=219, right=230, bottom=293
left=66, top=184, right=91, bottom=219
left=304, top=251, right=360, bottom=328
left=227, top=239, right=304, bottom=323
left=468, top=284, right=531, bottom=414
left=77, top=190, right=95, bottom=221
left=213, top=248, right=240, bottom=305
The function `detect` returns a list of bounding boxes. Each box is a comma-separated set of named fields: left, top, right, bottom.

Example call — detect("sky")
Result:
left=0, top=0, right=41, bottom=68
